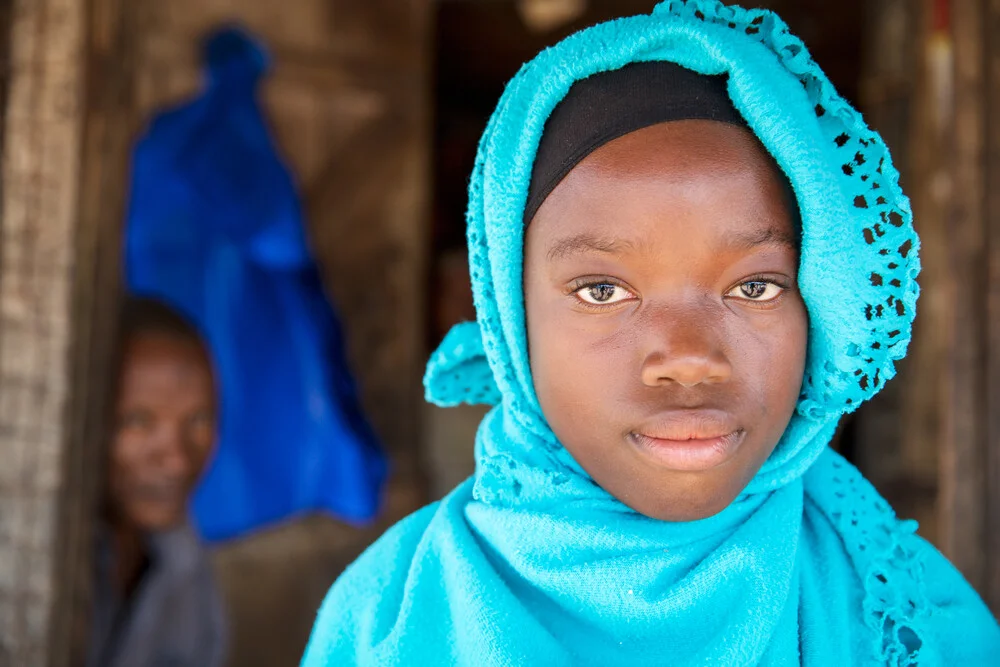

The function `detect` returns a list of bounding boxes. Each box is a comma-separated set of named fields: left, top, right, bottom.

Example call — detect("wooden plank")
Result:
left=886, top=0, right=951, bottom=543
left=853, top=0, right=998, bottom=611
left=853, top=0, right=927, bottom=526
left=0, top=0, right=134, bottom=663
left=45, top=0, right=137, bottom=664
left=985, top=0, right=1000, bottom=614
left=0, top=0, right=86, bottom=663
left=939, top=0, right=988, bottom=593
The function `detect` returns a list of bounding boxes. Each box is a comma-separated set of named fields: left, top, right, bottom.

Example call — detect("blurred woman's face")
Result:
left=109, top=333, right=216, bottom=532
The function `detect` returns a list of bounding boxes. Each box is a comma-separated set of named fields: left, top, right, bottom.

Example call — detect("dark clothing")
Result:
left=87, top=524, right=226, bottom=667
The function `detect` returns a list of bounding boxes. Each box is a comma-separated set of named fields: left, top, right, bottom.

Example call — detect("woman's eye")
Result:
left=188, top=410, right=215, bottom=430
left=727, top=280, right=784, bottom=301
left=119, top=410, right=153, bottom=431
left=574, top=283, right=635, bottom=305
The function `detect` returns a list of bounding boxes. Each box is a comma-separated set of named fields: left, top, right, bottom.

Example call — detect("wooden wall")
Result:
left=0, top=0, right=131, bottom=663
left=856, top=0, right=1000, bottom=614
left=0, top=0, right=85, bottom=660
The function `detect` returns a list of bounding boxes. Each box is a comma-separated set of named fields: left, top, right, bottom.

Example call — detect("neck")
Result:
left=107, top=518, right=148, bottom=598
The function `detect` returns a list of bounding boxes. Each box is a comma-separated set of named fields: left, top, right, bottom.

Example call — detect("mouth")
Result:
left=131, top=482, right=186, bottom=505
left=628, top=410, right=746, bottom=472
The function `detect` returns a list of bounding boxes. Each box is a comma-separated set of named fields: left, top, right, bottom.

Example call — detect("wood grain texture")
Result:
left=939, top=0, right=989, bottom=594
left=46, top=0, right=137, bottom=664
left=854, top=0, right=999, bottom=614
left=0, top=0, right=86, bottom=663
left=985, top=0, right=1000, bottom=614
left=854, top=0, right=937, bottom=533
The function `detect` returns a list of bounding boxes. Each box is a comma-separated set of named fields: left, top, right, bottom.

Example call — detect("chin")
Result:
left=130, top=506, right=186, bottom=533
left=626, top=487, right=739, bottom=523
left=649, top=502, right=730, bottom=523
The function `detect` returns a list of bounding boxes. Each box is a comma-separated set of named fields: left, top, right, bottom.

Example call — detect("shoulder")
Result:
left=333, top=500, right=441, bottom=602
left=156, top=524, right=228, bottom=665
left=301, top=499, right=444, bottom=667
left=156, top=524, right=224, bottom=609
left=803, top=452, right=1000, bottom=660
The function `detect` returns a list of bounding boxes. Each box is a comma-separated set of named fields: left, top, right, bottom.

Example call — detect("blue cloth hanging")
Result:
left=124, top=26, right=386, bottom=542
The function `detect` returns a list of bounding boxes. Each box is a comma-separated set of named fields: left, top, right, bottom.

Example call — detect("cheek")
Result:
left=527, top=288, right=584, bottom=427
left=747, top=300, right=809, bottom=423
left=527, top=309, right=632, bottom=448
left=188, top=430, right=216, bottom=473
left=109, top=433, right=144, bottom=479
left=528, top=314, right=578, bottom=419
left=780, top=301, right=810, bottom=391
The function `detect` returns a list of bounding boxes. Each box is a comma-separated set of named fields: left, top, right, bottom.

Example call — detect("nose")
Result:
left=639, top=305, right=733, bottom=388
left=148, top=423, right=191, bottom=478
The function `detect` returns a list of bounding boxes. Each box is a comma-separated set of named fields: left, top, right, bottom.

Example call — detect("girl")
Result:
left=302, top=2, right=1000, bottom=664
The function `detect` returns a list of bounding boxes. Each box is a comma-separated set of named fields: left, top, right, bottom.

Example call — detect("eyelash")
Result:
left=724, top=274, right=791, bottom=306
left=567, top=274, right=792, bottom=310
left=568, top=277, right=637, bottom=310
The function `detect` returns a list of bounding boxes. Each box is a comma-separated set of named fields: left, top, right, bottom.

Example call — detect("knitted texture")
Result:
left=306, top=2, right=1000, bottom=665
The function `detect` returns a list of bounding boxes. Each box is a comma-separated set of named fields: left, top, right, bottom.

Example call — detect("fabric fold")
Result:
left=425, top=321, right=503, bottom=407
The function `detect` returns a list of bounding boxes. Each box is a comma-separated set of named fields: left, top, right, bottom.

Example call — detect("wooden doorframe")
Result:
left=0, top=0, right=134, bottom=664
left=51, top=0, right=139, bottom=664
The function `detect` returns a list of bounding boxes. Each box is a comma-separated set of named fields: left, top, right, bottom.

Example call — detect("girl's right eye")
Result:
left=574, top=283, right=636, bottom=306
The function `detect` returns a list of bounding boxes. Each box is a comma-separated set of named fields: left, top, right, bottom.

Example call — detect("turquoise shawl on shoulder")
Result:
left=302, top=2, right=1000, bottom=664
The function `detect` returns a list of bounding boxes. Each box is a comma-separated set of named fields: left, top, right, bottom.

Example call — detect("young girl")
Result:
left=302, top=2, right=1000, bottom=664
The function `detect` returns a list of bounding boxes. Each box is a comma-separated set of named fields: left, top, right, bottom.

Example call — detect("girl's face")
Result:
left=524, top=120, right=808, bottom=522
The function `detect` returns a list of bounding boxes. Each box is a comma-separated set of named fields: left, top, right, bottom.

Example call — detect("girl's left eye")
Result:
left=726, top=280, right=785, bottom=302
left=574, top=283, right=635, bottom=305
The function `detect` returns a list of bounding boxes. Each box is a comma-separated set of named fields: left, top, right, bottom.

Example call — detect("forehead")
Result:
left=529, top=120, right=795, bottom=249
left=118, top=333, right=213, bottom=395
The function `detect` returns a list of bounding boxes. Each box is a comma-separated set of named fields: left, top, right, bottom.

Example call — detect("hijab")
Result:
left=302, top=2, right=1000, bottom=665
left=523, top=59, right=750, bottom=224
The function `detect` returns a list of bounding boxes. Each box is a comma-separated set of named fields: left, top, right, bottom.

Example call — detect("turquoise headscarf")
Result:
left=302, top=2, right=1000, bottom=665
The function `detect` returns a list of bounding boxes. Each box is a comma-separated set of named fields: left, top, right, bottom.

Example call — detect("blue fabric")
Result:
left=125, top=27, right=386, bottom=542
left=302, top=2, right=1000, bottom=664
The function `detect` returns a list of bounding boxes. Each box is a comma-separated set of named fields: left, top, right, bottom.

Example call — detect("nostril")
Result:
left=641, top=352, right=733, bottom=388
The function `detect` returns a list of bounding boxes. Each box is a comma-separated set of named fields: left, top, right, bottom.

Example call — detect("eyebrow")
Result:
left=726, top=226, right=799, bottom=252
left=544, top=225, right=798, bottom=262
left=545, top=233, right=636, bottom=262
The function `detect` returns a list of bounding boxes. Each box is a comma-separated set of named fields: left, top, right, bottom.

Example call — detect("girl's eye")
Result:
left=727, top=280, right=785, bottom=301
left=574, top=283, right=635, bottom=305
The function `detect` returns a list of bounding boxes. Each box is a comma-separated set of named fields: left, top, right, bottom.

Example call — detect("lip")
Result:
left=132, top=483, right=186, bottom=503
left=628, top=410, right=745, bottom=472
